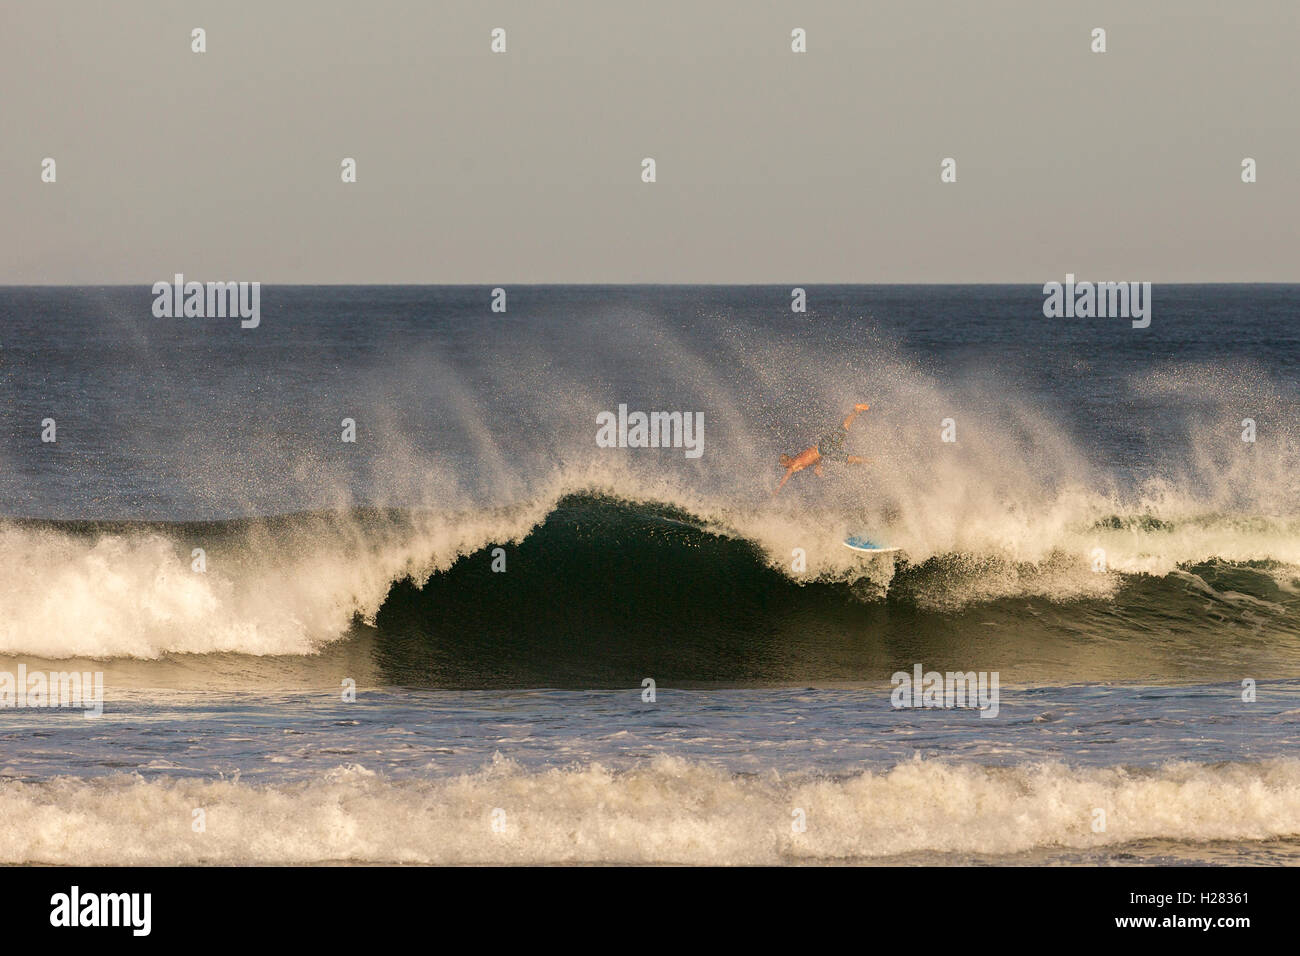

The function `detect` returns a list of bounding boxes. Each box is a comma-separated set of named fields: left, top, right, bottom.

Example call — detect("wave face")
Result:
left=2, top=492, right=1300, bottom=684
left=371, top=494, right=1300, bottom=687
left=4, top=758, right=1299, bottom=865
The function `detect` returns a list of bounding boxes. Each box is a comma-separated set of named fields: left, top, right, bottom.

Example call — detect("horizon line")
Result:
left=3, top=280, right=1299, bottom=289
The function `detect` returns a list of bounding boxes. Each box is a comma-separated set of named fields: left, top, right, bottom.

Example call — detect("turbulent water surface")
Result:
left=1, top=285, right=1297, bottom=864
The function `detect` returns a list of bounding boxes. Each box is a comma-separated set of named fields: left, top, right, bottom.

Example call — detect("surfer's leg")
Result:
left=842, top=404, right=869, bottom=430
left=847, top=456, right=868, bottom=464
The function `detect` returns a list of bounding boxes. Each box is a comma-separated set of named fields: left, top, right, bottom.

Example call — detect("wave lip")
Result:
left=3, top=757, right=1298, bottom=865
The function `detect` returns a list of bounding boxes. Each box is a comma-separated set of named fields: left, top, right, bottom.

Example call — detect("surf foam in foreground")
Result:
left=3, top=757, right=1298, bottom=865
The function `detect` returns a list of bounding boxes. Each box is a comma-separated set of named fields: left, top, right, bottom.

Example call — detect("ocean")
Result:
left=1, top=284, right=1298, bottom=864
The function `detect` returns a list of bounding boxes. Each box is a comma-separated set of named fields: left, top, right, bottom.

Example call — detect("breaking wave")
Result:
left=1, top=480, right=1297, bottom=663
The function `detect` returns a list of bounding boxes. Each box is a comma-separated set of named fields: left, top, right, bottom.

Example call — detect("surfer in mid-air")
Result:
left=774, top=404, right=871, bottom=495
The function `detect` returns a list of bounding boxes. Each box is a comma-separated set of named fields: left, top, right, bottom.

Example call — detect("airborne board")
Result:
left=842, top=536, right=901, bottom=554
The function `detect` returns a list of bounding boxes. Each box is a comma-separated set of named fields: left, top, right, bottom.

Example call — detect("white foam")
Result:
left=2, top=756, right=1297, bottom=865
left=0, top=500, right=554, bottom=658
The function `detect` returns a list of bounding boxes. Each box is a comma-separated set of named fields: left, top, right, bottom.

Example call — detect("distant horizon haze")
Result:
left=3, top=1, right=1296, bottom=283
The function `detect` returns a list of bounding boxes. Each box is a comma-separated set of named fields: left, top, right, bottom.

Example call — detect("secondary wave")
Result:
left=3, top=757, right=1298, bottom=864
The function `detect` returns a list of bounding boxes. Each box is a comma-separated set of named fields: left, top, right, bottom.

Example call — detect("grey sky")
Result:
left=2, top=0, right=1296, bottom=283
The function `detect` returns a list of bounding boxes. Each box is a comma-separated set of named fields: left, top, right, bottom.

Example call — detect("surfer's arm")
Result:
left=774, top=469, right=794, bottom=494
